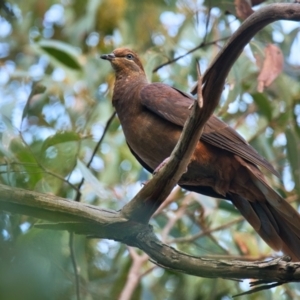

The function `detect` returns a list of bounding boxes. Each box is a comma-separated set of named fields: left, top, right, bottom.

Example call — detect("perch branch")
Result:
left=1, top=183, right=300, bottom=285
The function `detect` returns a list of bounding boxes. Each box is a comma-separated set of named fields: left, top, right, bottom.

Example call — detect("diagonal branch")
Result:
left=120, top=67, right=205, bottom=222
left=191, top=3, right=300, bottom=94
left=120, top=3, right=300, bottom=223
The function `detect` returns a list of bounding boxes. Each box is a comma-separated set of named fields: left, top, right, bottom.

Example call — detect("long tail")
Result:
left=231, top=156, right=300, bottom=260
left=231, top=194, right=300, bottom=260
left=182, top=155, right=300, bottom=260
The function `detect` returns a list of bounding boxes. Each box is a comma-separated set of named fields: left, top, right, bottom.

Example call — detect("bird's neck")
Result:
left=112, top=72, right=148, bottom=109
left=112, top=72, right=148, bottom=131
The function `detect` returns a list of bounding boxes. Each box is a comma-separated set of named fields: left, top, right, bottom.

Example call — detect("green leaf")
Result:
left=42, top=141, right=78, bottom=176
left=285, top=128, right=300, bottom=194
left=38, top=40, right=82, bottom=70
left=281, top=26, right=300, bottom=57
left=8, top=138, right=43, bottom=188
left=41, top=131, right=81, bottom=152
left=252, top=92, right=272, bottom=121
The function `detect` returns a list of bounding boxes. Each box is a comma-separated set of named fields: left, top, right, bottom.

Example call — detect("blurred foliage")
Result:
left=0, top=0, right=300, bottom=299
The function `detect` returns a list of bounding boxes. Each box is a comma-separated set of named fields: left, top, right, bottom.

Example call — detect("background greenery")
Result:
left=0, top=0, right=300, bottom=299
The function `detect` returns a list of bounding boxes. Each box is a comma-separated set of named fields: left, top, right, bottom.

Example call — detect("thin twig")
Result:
left=169, top=216, right=244, bottom=243
left=152, top=37, right=229, bottom=72
left=233, top=281, right=285, bottom=298
left=119, top=248, right=148, bottom=300
left=196, top=61, right=203, bottom=107
left=87, top=111, right=117, bottom=169
left=203, top=6, right=212, bottom=45
left=74, top=111, right=116, bottom=202
left=192, top=204, right=230, bottom=254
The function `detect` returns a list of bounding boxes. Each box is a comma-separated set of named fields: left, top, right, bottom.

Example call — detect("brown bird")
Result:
left=101, top=47, right=300, bottom=260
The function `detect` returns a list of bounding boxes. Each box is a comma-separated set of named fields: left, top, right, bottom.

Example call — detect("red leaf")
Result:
left=257, top=44, right=284, bottom=93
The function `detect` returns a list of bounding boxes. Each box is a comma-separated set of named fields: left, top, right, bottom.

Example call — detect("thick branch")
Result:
left=1, top=183, right=300, bottom=284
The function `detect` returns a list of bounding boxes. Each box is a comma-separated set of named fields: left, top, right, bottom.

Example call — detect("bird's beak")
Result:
left=100, top=53, right=115, bottom=61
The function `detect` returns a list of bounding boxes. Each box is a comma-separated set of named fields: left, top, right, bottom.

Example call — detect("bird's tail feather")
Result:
left=235, top=154, right=300, bottom=221
left=231, top=194, right=300, bottom=261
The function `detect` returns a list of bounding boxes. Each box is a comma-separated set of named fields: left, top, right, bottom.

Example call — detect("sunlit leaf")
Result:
left=77, top=159, right=111, bottom=200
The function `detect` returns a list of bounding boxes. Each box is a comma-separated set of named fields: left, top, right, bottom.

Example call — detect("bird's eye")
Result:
left=126, top=54, right=134, bottom=60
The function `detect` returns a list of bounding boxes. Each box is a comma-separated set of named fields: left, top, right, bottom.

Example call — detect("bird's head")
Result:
left=101, top=48, right=145, bottom=76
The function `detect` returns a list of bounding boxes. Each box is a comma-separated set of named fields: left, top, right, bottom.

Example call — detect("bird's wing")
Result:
left=140, top=83, right=279, bottom=177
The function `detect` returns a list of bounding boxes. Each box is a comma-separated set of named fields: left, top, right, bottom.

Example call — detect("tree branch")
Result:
left=1, top=183, right=300, bottom=285
left=191, top=3, right=300, bottom=94
left=120, top=64, right=205, bottom=222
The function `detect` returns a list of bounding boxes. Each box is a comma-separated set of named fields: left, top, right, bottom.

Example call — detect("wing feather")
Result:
left=140, top=83, right=279, bottom=177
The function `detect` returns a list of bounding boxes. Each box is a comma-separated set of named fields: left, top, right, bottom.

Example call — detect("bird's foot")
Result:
left=153, top=157, right=170, bottom=175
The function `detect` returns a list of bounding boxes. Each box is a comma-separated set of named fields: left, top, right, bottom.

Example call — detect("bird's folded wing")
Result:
left=140, top=83, right=279, bottom=177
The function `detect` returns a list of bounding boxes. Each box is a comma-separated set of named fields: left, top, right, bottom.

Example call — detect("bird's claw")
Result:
left=153, top=157, right=170, bottom=175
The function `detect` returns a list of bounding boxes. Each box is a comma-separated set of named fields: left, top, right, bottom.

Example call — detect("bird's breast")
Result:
left=122, top=109, right=181, bottom=169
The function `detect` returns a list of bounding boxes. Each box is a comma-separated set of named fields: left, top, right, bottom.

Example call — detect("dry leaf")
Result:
left=233, top=232, right=260, bottom=256
left=235, top=0, right=254, bottom=20
left=257, top=44, right=284, bottom=93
